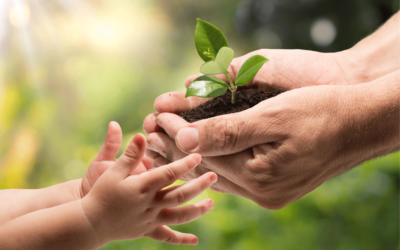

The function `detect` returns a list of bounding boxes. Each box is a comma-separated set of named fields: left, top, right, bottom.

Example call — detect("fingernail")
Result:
left=191, top=238, right=198, bottom=245
left=210, top=173, right=217, bottom=183
left=177, top=127, right=199, bottom=152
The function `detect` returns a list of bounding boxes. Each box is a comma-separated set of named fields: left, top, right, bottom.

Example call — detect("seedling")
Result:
left=185, top=18, right=269, bottom=104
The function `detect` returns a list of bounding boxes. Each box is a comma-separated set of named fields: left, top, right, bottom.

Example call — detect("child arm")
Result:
left=0, top=122, right=152, bottom=225
left=0, top=133, right=216, bottom=248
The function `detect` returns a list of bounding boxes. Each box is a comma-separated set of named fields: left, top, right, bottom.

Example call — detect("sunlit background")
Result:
left=0, top=0, right=398, bottom=249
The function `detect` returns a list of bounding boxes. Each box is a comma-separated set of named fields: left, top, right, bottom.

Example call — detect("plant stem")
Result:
left=223, top=70, right=235, bottom=89
left=222, top=69, right=236, bottom=104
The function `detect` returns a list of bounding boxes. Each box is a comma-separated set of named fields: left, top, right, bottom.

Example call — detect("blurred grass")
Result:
left=0, top=0, right=398, bottom=249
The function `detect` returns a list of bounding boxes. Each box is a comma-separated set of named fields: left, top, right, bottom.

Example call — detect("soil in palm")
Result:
left=179, top=88, right=285, bottom=123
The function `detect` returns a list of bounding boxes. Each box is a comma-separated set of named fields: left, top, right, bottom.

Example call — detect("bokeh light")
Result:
left=9, top=1, right=30, bottom=27
left=0, top=0, right=398, bottom=249
left=310, top=18, right=337, bottom=47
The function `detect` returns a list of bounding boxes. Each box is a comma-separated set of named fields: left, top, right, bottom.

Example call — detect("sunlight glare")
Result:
left=9, top=1, right=30, bottom=27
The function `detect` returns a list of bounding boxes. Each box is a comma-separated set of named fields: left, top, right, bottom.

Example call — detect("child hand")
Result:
left=80, top=122, right=153, bottom=197
left=81, top=133, right=217, bottom=246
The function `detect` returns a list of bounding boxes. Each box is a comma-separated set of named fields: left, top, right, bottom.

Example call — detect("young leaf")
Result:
left=235, top=55, right=269, bottom=86
left=200, top=47, right=234, bottom=75
left=185, top=75, right=229, bottom=98
left=215, top=47, right=234, bottom=72
left=195, top=18, right=228, bottom=62
left=200, top=61, right=223, bottom=75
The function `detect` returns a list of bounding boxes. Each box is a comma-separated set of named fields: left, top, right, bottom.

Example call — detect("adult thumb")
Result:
left=175, top=109, right=267, bottom=157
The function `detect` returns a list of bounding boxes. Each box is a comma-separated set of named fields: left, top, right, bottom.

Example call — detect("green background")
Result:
left=0, top=0, right=398, bottom=249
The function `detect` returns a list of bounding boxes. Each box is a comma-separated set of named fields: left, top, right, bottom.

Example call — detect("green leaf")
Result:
left=215, top=47, right=234, bottom=72
left=200, top=47, right=234, bottom=75
left=195, top=18, right=228, bottom=62
left=185, top=75, right=229, bottom=98
left=235, top=55, right=269, bottom=86
left=200, top=61, right=223, bottom=75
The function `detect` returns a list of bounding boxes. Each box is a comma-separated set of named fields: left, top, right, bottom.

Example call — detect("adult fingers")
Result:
left=146, top=132, right=197, bottom=181
left=153, top=92, right=210, bottom=113
left=146, top=132, right=189, bottom=161
left=158, top=199, right=214, bottom=226
left=146, top=131, right=253, bottom=187
left=153, top=156, right=172, bottom=169
left=139, top=154, right=202, bottom=191
left=146, top=148, right=160, bottom=159
left=113, top=133, right=146, bottom=177
left=148, top=225, right=198, bottom=245
left=143, top=113, right=164, bottom=134
left=156, top=110, right=277, bottom=156
left=93, top=121, right=122, bottom=162
left=157, top=172, right=217, bottom=207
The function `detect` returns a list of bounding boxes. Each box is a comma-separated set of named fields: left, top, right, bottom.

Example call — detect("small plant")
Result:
left=185, top=18, right=269, bottom=104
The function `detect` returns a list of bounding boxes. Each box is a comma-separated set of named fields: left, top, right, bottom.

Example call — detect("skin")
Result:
left=0, top=122, right=152, bottom=225
left=143, top=12, right=400, bottom=209
left=0, top=122, right=217, bottom=248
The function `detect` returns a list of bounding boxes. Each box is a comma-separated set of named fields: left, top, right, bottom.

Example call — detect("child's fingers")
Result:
left=93, top=121, right=122, bottom=162
left=140, top=154, right=201, bottom=190
left=148, top=225, right=198, bottom=245
left=158, top=199, right=214, bottom=226
left=142, top=156, right=154, bottom=170
left=158, top=172, right=217, bottom=207
left=130, top=162, right=149, bottom=175
left=113, top=134, right=146, bottom=177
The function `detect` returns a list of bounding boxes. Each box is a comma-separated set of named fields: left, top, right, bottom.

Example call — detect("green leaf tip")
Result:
left=195, top=19, right=228, bottom=63
left=235, top=55, right=269, bottom=86
left=185, top=75, right=229, bottom=98
left=200, top=46, right=234, bottom=75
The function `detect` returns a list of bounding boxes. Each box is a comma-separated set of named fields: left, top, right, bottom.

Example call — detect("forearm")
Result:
left=337, top=12, right=400, bottom=84
left=0, top=179, right=82, bottom=224
left=0, top=200, right=101, bottom=250
left=337, top=70, right=400, bottom=171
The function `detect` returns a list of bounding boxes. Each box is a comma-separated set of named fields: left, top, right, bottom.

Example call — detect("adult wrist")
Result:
left=336, top=74, right=400, bottom=169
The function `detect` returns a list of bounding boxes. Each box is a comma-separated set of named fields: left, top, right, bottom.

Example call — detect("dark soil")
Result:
left=179, top=88, right=286, bottom=123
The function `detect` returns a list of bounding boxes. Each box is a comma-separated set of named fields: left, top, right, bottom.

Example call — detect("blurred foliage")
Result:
left=0, top=0, right=398, bottom=249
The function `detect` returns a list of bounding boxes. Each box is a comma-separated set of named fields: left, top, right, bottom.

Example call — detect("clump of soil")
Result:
left=180, top=88, right=285, bottom=123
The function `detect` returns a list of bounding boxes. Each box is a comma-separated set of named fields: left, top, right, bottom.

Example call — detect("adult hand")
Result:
left=144, top=13, right=400, bottom=209
left=144, top=71, right=399, bottom=209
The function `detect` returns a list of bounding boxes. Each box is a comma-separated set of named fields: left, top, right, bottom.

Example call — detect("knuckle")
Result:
left=164, top=235, right=174, bottom=244
left=176, top=190, right=186, bottom=204
left=246, top=161, right=274, bottom=195
left=177, top=212, right=188, bottom=224
left=207, top=117, right=239, bottom=151
left=124, top=145, right=140, bottom=161
left=165, top=167, right=177, bottom=182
